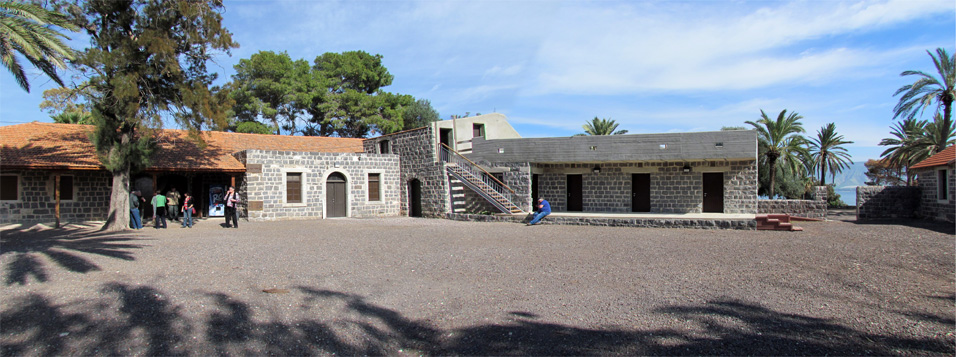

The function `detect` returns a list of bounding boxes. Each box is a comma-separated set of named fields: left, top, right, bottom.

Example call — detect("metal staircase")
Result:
left=439, top=144, right=524, bottom=214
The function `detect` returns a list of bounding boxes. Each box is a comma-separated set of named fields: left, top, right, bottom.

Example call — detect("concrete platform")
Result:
left=446, top=211, right=758, bottom=230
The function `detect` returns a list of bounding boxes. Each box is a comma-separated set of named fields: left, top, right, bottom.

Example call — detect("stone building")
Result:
left=3, top=115, right=760, bottom=227
left=0, top=122, right=396, bottom=225
left=910, top=145, right=955, bottom=223
left=364, top=115, right=759, bottom=217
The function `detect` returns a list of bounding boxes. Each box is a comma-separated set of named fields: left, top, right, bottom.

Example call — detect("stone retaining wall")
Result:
left=446, top=213, right=757, bottom=230
left=757, top=186, right=827, bottom=219
left=856, top=186, right=921, bottom=220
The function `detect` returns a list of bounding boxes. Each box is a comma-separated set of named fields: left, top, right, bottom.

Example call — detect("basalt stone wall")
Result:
left=446, top=213, right=757, bottom=230
left=856, top=186, right=921, bottom=220
left=531, top=160, right=756, bottom=214
left=757, top=186, right=828, bottom=219
left=0, top=169, right=112, bottom=225
left=241, top=150, right=400, bottom=221
left=915, top=168, right=955, bottom=222
left=364, top=127, right=448, bottom=217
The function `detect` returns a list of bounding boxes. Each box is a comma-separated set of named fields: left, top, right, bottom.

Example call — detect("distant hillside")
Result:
left=831, top=161, right=870, bottom=189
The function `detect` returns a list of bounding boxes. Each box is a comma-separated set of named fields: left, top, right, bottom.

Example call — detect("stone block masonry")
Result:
left=0, top=170, right=112, bottom=225
left=241, top=150, right=400, bottom=221
left=530, top=160, right=756, bottom=214
left=757, top=186, right=828, bottom=219
left=365, top=127, right=449, bottom=217
left=446, top=213, right=757, bottom=230
left=856, top=186, right=921, bottom=220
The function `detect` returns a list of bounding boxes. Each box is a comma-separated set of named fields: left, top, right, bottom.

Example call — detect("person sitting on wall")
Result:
left=527, top=197, right=551, bottom=226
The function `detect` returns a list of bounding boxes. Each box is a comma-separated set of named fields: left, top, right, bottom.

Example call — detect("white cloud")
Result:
left=526, top=0, right=952, bottom=95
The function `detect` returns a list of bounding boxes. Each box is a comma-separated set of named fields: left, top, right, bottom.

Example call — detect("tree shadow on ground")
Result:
left=3, top=284, right=952, bottom=356
left=850, top=218, right=955, bottom=235
left=0, top=225, right=144, bottom=285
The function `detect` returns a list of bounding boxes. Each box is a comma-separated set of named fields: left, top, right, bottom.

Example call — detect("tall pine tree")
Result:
left=75, top=0, right=237, bottom=231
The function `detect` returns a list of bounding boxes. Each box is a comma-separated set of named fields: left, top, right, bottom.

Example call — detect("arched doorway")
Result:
left=326, top=172, right=347, bottom=218
left=408, top=179, right=422, bottom=217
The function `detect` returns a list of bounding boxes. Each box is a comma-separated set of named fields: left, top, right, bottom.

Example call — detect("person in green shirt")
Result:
left=152, top=191, right=168, bottom=229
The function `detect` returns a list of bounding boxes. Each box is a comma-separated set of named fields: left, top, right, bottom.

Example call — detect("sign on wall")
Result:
left=208, top=184, right=225, bottom=217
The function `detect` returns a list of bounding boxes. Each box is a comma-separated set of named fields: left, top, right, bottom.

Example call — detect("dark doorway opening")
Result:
left=439, top=128, right=453, bottom=149
left=409, top=179, right=423, bottom=217
left=326, top=172, right=347, bottom=217
left=566, top=174, right=583, bottom=212
left=702, top=172, right=724, bottom=213
left=631, top=173, right=651, bottom=212
left=531, top=174, right=539, bottom=210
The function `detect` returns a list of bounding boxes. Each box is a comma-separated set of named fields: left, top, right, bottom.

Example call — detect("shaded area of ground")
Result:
left=1, top=217, right=953, bottom=355
left=3, top=285, right=952, bottom=356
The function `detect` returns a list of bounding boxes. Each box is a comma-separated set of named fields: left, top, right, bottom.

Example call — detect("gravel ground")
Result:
left=1, top=215, right=953, bottom=356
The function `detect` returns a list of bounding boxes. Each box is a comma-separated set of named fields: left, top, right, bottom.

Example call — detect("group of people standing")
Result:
left=128, top=187, right=195, bottom=229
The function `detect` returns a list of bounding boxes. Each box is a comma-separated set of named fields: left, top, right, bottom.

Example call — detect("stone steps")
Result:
left=755, top=214, right=803, bottom=231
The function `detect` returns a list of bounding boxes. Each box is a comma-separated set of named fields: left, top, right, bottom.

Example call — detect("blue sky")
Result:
left=1, top=0, right=954, bottom=164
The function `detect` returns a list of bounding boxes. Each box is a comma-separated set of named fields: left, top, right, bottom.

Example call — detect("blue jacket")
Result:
left=538, top=199, right=551, bottom=214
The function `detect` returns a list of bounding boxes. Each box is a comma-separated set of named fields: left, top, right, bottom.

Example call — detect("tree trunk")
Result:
left=101, top=167, right=131, bottom=231
left=820, top=161, right=827, bottom=186
left=768, top=159, right=777, bottom=199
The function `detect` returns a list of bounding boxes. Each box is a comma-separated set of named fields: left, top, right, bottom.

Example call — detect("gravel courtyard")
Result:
left=1, top=216, right=953, bottom=355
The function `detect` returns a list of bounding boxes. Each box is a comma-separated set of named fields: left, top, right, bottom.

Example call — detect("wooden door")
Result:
left=702, top=172, right=724, bottom=213
left=631, top=173, right=651, bottom=212
left=409, top=179, right=422, bottom=217
left=327, top=173, right=347, bottom=217
left=566, top=174, right=583, bottom=212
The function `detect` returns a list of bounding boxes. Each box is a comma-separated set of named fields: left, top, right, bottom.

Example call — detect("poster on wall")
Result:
left=208, top=184, right=225, bottom=217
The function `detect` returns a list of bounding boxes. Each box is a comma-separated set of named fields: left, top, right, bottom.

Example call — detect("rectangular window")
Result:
left=938, top=169, right=949, bottom=201
left=379, top=140, right=390, bottom=154
left=491, top=172, right=504, bottom=182
left=368, top=173, right=381, bottom=201
left=59, top=175, right=74, bottom=200
left=0, top=175, right=18, bottom=201
left=286, top=173, right=302, bottom=203
left=473, top=123, right=485, bottom=138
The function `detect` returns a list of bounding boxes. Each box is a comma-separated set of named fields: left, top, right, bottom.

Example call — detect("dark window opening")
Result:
left=287, top=173, right=302, bottom=203
left=368, top=173, right=381, bottom=201
left=939, top=169, right=949, bottom=201
left=491, top=172, right=504, bottom=183
left=379, top=140, right=390, bottom=154
left=1, top=176, right=18, bottom=201
left=60, top=175, right=74, bottom=200
left=473, top=123, right=485, bottom=138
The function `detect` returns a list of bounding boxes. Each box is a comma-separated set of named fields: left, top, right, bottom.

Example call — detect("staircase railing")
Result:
left=439, top=143, right=524, bottom=213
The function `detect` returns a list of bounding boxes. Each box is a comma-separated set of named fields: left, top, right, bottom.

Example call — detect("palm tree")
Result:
left=0, top=0, right=77, bottom=92
left=580, top=117, right=628, bottom=135
left=893, top=48, right=954, bottom=149
left=917, top=112, right=956, bottom=155
left=879, top=118, right=927, bottom=185
left=809, top=123, right=853, bottom=185
left=746, top=109, right=808, bottom=199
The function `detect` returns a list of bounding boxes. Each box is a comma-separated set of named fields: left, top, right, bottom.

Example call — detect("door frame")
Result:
left=322, top=169, right=352, bottom=219
left=631, top=173, right=651, bottom=212
left=408, top=178, right=423, bottom=217
left=702, top=172, right=724, bottom=213
left=566, top=174, right=583, bottom=212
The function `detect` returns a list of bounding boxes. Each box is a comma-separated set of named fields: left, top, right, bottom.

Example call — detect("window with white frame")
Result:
left=368, top=173, right=381, bottom=201
left=286, top=172, right=303, bottom=203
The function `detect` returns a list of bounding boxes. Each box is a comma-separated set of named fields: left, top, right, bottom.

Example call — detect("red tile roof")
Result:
left=911, top=145, right=955, bottom=170
left=1, top=122, right=365, bottom=172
